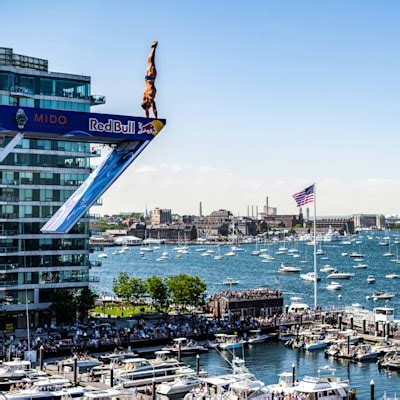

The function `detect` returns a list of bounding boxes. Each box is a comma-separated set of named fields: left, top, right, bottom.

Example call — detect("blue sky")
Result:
left=3, top=1, right=400, bottom=216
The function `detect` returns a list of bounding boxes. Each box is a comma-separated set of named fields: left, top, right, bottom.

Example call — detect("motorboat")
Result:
left=353, top=263, right=368, bottom=269
left=224, top=251, right=236, bottom=257
left=327, top=272, right=354, bottom=279
left=319, top=265, right=336, bottom=274
left=223, top=278, right=239, bottom=286
left=326, top=281, right=342, bottom=291
left=162, top=338, right=208, bottom=355
left=157, top=375, right=201, bottom=396
left=350, top=252, right=364, bottom=258
left=341, top=252, right=348, bottom=256
left=214, top=255, right=224, bottom=260
left=218, top=334, right=246, bottom=351
left=385, top=273, right=400, bottom=279
left=288, top=297, right=310, bottom=313
left=0, top=360, right=47, bottom=391
left=323, top=228, right=341, bottom=242
left=3, top=378, right=86, bottom=399
left=279, top=263, right=301, bottom=273
left=247, top=329, right=273, bottom=344
left=300, top=272, right=320, bottom=282
left=223, top=379, right=268, bottom=399
left=266, top=368, right=350, bottom=399
left=304, top=339, right=329, bottom=351
left=367, top=275, right=376, bottom=284
left=231, top=246, right=244, bottom=252
left=98, top=253, right=108, bottom=258
left=377, top=352, right=400, bottom=371
left=99, top=351, right=138, bottom=364
left=59, top=357, right=103, bottom=373
left=372, top=291, right=395, bottom=301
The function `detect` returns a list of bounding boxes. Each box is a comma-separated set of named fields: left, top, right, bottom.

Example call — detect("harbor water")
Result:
left=90, top=233, right=400, bottom=397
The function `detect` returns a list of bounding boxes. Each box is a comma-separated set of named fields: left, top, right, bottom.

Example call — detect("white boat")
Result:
left=214, top=255, right=224, bottom=260
left=200, top=252, right=211, bottom=257
left=98, top=253, right=108, bottom=258
left=218, top=334, right=246, bottom=350
left=327, top=272, right=354, bottom=279
left=279, top=263, right=301, bottom=273
left=341, top=252, right=348, bottom=257
left=353, top=263, right=368, bottom=269
left=267, top=368, right=350, bottom=399
left=385, top=273, right=400, bottom=279
left=157, top=375, right=201, bottom=396
left=223, top=278, right=239, bottom=286
left=372, top=292, right=395, bottom=300
left=304, top=340, right=329, bottom=351
left=231, top=246, right=244, bottom=252
left=224, top=251, right=236, bottom=257
left=350, top=252, right=364, bottom=258
left=319, top=265, right=336, bottom=273
left=288, top=297, right=310, bottom=313
left=162, top=338, right=208, bottom=355
left=247, top=329, right=272, bottom=344
left=326, top=281, right=342, bottom=290
left=367, top=275, right=376, bottom=284
left=323, top=227, right=341, bottom=242
left=300, top=272, right=320, bottom=282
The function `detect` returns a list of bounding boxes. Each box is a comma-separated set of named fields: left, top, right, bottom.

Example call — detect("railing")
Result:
left=0, top=180, right=19, bottom=186
left=0, top=230, right=20, bottom=236
left=0, top=196, right=19, bottom=202
left=0, top=214, right=18, bottom=219
left=0, top=247, right=18, bottom=253
left=9, top=85, right=34, bottom=96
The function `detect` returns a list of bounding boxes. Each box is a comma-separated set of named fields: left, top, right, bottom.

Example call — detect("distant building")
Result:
left=304, top=217, right=354, bottom=234
left=264, top=214, right=303, bottom=229
left=128, top=223, right=197, bottom=241
left=235, top=217, right=257, bottom=236
left=353, top=214, right=385, bottom=230
left=208, top=289, right=283, bottom=318
left=151, top=208, right=172, bottom=225
left=206, top=209, right=231, bottom=224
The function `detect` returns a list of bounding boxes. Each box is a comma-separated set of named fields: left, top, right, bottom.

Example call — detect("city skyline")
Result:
left=3, top=1, right=400, bottom=216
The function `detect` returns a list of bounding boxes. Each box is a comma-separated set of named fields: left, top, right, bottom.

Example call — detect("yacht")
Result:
left=326, top=282, right=342, bottom=291
left=231, top=246, right=244, bottom=252
left=385, top=273, right=400, bottom=279
left=157, top=375, right=201, bottom=396
left=372, top=292, right=395, bottom=301
left=367, top=275, right=376, bottom=284
left=327, top=272, right=354, bottom=279
left=341, top=252, right=348, bottom=257
left=224, top=251, right=236, bottom=257
left=162, top=338, right=208, bottom=355
left=323, top=228, right=342, bottom=242
left=377, top=352, right=400, bottom=371
left=3, top=378, right=86, bottom=399
left=98, top=253, right=108, bottom=258
left=279, top=263, right=301, bottom=273
left=288, top=297, right=310, bottom=313
left=300, top=272, right=320, bottom=282
left=266, top=368, right=350, bottom=399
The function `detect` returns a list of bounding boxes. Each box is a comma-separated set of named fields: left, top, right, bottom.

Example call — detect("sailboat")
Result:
left=251, top=238, right=261, bottom=256
left=214, top=246, right=224, bottom=260
left=383, top=238, right=394, bottom=257
left=300, top=244, right=308, bottom=264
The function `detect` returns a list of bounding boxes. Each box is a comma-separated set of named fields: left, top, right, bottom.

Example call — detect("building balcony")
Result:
left=90, top=94, right=106, bottom=106
left=9, top=85, right=34, bottom=98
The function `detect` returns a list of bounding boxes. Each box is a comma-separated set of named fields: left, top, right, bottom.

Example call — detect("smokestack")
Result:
left=306, top=207, right=310, bottom=221
left=199, top=201, right=203, bottom=217
left=251, top=205, right=254, bottom=218
left=266, top=196, right=269, bottom=217
left=247, top=205, right=249, bottom=217
left=256, top=205, right=259, bottom=218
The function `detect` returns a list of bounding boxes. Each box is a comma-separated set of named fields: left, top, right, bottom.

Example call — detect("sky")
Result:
left=2, top=0, right=400, bottom=216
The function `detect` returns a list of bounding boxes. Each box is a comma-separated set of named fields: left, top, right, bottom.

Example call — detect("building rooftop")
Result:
left=213, top=289, right=282, bottom=301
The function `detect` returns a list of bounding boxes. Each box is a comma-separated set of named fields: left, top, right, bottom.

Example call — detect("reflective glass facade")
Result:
left=0, top=49, right=101, bottom=328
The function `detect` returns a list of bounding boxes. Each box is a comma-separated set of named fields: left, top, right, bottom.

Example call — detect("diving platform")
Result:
left=0, top=104, right=166, bottom=234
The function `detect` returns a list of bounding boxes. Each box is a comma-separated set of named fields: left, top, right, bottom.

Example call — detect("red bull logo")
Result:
left=138, top=122, right=157, bottom=135
left=89, top=118, right=136, bottom=134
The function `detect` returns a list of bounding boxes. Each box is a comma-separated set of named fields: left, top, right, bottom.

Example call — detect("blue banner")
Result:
left=41, top=140, right=151, bottom=233
left=0, top=105, right=166, bottom=144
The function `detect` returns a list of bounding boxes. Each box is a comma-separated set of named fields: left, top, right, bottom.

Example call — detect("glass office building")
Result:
left=0, top=47, right=104, bottom=328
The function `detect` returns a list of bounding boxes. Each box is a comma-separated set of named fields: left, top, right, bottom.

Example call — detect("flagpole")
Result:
left=313, top=184, right=317, bottom=309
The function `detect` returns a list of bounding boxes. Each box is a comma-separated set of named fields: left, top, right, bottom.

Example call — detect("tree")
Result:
left=167, top=274, right=206, bottom=310
left=112, top=273, right=145, bottom=303
left=76, top=287, right=97, bottom=322
left=146, top=275, right=169, bottom=310
left=49, top=289, right=77, bottom=324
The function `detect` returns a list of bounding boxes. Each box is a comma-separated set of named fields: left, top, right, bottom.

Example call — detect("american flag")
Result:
left=293, top=184, right=315, bottom=207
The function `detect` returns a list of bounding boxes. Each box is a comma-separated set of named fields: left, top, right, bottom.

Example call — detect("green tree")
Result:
left=112, top=273, right=145, bottom=303
left=76, top=287, right=97, bottom=322
left=167, top=274, right=206, bottom=310
left=49, top=289, right=77, bottom=324
left=146, top=275, right=169, bottom=311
